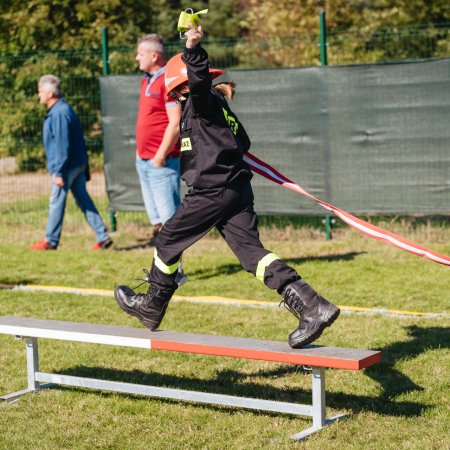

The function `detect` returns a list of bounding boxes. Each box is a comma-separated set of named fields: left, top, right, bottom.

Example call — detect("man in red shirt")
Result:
left=135, top=34, right=186, bottom=284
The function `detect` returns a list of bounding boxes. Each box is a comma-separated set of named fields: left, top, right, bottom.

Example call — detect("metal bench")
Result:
left=0, top=316, right=381, bottom=441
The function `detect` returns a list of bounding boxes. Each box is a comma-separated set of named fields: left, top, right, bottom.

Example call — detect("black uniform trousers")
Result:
left=149, top=176, right=300, bottom=293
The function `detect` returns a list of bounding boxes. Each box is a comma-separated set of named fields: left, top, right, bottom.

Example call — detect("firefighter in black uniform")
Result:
left=114, top=23, right=340, bottom=348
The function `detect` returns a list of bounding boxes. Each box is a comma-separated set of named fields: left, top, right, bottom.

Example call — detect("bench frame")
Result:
left=0, top=318, right=380, bottom=441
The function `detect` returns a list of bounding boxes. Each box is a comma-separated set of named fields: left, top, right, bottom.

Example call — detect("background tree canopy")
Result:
left=1, top=0, right=449, bottom=51
left=0, top=0, right=449, bottom=171
left=0, top=0, right=244, bottom=50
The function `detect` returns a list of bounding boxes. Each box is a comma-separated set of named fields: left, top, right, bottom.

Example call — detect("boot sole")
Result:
left=289, top=306, right=341, bottom=349
left=114, top=288, right=158, bottom=330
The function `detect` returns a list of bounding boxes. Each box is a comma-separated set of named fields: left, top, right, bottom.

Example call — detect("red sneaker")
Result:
left=28, top=239, right=57, bottom=250
left=92, top=237, right=113, bottom=251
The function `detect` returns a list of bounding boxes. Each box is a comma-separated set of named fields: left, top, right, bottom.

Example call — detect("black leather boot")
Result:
left=114, top=283, right=175, bottom=330
left=280, top=280, right=340, bottom=348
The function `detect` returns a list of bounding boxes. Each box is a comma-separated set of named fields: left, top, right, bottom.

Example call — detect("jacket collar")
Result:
left=47, top=97, right=65, bottom=114
left=144, top=66, right=165, bottom=86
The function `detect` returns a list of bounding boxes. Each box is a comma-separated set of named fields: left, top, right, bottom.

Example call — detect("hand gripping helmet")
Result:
left=165, top=53, right=224, bottom=95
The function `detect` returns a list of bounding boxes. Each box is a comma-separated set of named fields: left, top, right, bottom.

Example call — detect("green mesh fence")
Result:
left=1, top=23, right=450, bottom=226
left=101, top=58, right=450, bottom=218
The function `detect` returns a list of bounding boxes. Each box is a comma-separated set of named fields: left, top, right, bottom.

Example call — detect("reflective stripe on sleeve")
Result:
left=153, top=250, right=179, bottom=275
left=255, top=253, right=280, bottom=283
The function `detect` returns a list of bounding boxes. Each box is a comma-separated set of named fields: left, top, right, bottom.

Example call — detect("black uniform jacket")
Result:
left=180, top=45, right=252, bottom=189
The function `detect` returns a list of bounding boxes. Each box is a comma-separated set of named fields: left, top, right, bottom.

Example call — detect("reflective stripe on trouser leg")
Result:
left=153, top=249, right=179, bottom=275
left=255, top=253, right=280, bottom=282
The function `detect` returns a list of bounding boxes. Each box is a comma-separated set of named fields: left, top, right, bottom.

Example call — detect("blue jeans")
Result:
left=45, top=164, right=109, bottom=246
left=135, top=157, right=181, bottom=225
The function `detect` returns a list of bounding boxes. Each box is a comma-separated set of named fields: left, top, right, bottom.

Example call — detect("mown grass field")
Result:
left=0, top=199, right=449, bottom=449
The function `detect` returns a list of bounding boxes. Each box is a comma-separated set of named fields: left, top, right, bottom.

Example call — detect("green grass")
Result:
left=0, top=210, right=449, bottom=449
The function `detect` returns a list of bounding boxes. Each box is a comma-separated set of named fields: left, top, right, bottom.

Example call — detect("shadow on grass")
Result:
left=187, top=252, right=365, bottom=280
left=114, top=237, right=156, bottom=252
left=364, top=325, right=450, bottom=399
left=56, top=327, right=432, bottom=420
left=285, top=251, right=366, bottom=265
left=0, top=280, right=35, bottom=289
left=189, top=263, right=243, bottom=279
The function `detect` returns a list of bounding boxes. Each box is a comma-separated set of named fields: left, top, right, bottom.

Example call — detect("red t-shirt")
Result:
left=136, top=67, right=180, bottom=159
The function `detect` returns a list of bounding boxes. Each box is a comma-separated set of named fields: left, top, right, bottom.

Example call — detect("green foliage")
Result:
left=16, top=145, right=47, bottom=172
left=0, top=0, right=244, bottom=50
left=238, top=0, right=450, bottom=67
left=0, top=48, right=103, bottom=170
left=0, top=0, right=155, bottom=50
left=0, top=0, right=245, bottom=170
left=0, top=1, right=449, bottom=171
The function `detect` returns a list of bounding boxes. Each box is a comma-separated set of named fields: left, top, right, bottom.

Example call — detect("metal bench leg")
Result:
left=312, top=366, right=326, bottom=429
left=1, top=337, right=53, bottom=403
left=291, top=367, right=325, bottom=440
left=291, top=367, right=348, bottom=441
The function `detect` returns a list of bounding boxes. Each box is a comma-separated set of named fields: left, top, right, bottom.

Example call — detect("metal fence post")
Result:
left=319, top=12, right=333, bottom=240
left=101, top=27, right=117, bottom=232
left=102, top=27, right=110, bottom=76
left=319, top=12, right=328, bottom=66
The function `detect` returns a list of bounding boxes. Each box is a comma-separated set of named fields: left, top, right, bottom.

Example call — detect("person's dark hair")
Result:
left=213, top=81, right=236, bottom=101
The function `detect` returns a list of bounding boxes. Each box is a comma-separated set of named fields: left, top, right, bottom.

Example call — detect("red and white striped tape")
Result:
left=244, top=152, right=450, bottom=267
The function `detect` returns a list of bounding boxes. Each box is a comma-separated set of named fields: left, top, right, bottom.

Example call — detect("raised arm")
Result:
left=181, top=25, right=213, bottom=115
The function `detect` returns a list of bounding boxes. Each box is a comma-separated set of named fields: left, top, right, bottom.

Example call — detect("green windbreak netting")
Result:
left=100, top=57, right=450, bottom=216
left=100, top=75, right=142, bottom=211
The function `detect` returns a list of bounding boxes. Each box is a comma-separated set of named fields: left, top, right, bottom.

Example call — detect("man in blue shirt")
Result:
left=29, top=74, right=112, bottom=251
